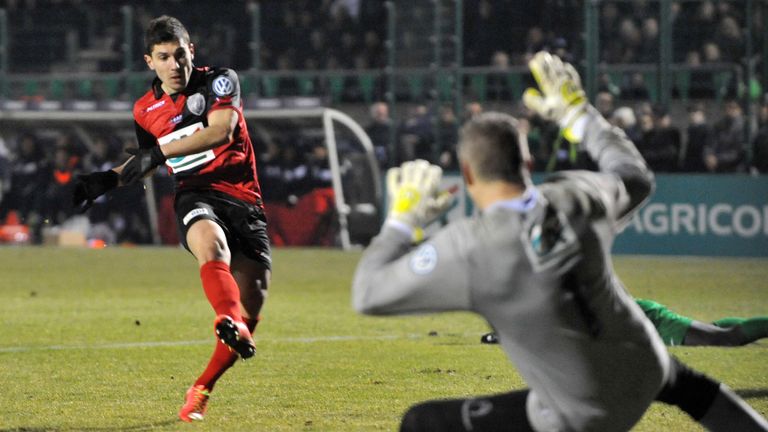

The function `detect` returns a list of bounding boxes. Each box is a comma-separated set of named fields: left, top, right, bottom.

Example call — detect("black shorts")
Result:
left=175, top=190, right=271, bottom=269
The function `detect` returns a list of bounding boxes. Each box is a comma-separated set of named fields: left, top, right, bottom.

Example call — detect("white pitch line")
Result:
left=0, top=333, right=448, bottom=354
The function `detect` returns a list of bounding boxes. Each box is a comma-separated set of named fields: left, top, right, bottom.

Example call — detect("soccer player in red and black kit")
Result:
left=72, top=16, right=269, bottom=422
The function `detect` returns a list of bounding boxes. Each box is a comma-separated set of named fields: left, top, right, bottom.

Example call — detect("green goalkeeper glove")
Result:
left=523, top=51, right=588, bottom=143
left=386, top=159, right=455, bottom=241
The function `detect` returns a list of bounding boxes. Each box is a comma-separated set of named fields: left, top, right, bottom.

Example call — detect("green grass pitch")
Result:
left=0, top=247, right=766, bottom=431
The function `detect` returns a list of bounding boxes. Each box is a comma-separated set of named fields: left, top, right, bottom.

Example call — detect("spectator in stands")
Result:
left=621, top=72, right=651, bottom=100
left=41, top=146, right=77, bottom=227
left=398, top=104, right=433, bottom=163
left=464, top=0, right=499, bottom=66
left=715, top=15, right=744, bottom=63
left=597, top=73, right=621, bottom=98
left=82, top=135, right=118, bottom=173
left=364, top=102, right=392, bottom=168
left=595, top=91, right=615, bottom=118
left=464, top=101, right=483, bottom=121
left=636, top=105, right=682, bottom=172
left=80, top=135, right=121, bottom=243
left=600, top=2, right=624, bottom=64
left=707, top=99, right=746, bottom=173
left=702, top=41, right=722, bottom=64
left=617, top=17, right=642, bottom=63
left=638, top=17, right=659, bottom=63
left=684, top=50, right=715, bottom=98
left=109, top=139, right=152, bottom=244
left=436, top=105, right=459, bottom=171
left=54, top=133, right=86, bottom=171
left=551, top=37, right=573, bottom=64
left=360, top=30, right=384, bottom=69
left=611, top=106, right=642, bottom=145
left=257, top=139, right=289, bottom=204
left=307, top=143, right=333, bottom=190
left=0, top=133, right=46, bottom=238
left=281, top=144, right=311, bottom=204
left=523, top=26, right=547, bottom=62
left=690, top=1, right=718, bottom=49
left=682, top=103, right=714, bottom=172
left=487, top=51, right=513, bottom=99
left=752, top=95, right=768, bottom=174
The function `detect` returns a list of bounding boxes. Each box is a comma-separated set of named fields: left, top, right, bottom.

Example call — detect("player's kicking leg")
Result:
left=179, top=220, right=257, bottom=422
left=400, top=390, right=534, bottom=432
left=179, top=253, right=269, bottom=422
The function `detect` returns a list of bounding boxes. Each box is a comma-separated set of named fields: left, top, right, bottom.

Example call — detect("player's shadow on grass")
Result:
left=736, top=388, right=768, bottom=399
left=0, top=420, right=178, bottom=432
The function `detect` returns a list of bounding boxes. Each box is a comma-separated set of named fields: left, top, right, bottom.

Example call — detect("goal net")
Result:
left=246, top=108, right=383, bottom=250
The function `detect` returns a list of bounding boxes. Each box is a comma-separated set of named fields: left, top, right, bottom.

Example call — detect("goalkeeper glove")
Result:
left=523, top=51, right=588, bottom=143
left=120, top=146, right=166, bottom=184
left=72, top=170, right=119, bottom=212
left=386, top=159, right=455, bottom=241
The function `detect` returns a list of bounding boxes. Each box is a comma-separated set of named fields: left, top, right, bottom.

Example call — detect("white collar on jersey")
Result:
left=485, top=187, right=540, bottom=213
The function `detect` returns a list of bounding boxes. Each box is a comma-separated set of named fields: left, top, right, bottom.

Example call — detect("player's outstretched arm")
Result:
left=352, top=160, right=465, bottom=315
left=524, top=51, right=654, bottom=224
left=72, top=157, right=138, bottom=211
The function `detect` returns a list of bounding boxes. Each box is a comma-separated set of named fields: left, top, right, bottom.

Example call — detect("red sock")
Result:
left=194, top=316, right=261, bottom=390
left=200, top=260, right=242, bottom=322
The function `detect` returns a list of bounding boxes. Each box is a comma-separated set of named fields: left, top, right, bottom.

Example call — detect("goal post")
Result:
left=247, top=107, right=383, bottom=250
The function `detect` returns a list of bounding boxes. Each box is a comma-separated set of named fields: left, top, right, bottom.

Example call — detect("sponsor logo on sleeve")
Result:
left=212, top=76, right=234, bottom=97
left=409, top=244, right=438, bottom=275
left=182, top=208, right=209, bottom=226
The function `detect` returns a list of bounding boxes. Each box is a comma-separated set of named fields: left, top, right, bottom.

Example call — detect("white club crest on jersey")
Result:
left=186, top=93, right=205, bottom=116
left=212, top=76, right=234, bottom=96
left=410, top=244, right=438, bottom=275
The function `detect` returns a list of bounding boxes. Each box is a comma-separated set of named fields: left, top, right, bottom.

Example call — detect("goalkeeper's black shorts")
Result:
left=175, top=189, right=271, bottom=269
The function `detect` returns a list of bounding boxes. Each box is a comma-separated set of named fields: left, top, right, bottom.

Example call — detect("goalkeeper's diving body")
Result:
left=72, top=16, right=270, bottom=422
left=351, top=52, right=768, bottom=431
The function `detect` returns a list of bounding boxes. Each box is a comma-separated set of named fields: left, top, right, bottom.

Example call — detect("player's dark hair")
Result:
left=459, top=112, right=526, bottom=184
left=144, top=15, right=190, bottom=55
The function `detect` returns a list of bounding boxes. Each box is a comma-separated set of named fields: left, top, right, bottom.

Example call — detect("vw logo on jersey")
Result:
left=410, top=243, right=438, bottom=275
left=186, top=93, right=205, bottom=116
left=212, top=76, right=234, bottom=96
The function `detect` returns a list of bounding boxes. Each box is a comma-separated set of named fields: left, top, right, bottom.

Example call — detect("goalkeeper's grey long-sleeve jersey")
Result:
left=352, top=108, right=670, bottom=432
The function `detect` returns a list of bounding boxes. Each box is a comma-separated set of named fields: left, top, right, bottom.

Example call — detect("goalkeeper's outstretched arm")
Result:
left=524, top=51, right=654, bottom=227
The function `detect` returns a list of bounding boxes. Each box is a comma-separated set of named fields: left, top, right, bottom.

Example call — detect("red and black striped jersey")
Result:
left=132, top=66, right=262, bottom=206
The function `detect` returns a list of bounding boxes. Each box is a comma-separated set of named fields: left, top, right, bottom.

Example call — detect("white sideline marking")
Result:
left=0, top=333, right=444, bottom=354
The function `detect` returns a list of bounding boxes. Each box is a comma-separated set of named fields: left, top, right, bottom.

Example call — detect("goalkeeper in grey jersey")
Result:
left=352, top=52, right=768, bottom=432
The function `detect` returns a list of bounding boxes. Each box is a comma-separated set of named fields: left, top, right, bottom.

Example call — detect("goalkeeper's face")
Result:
left=144, top=39, right=195, bottom=95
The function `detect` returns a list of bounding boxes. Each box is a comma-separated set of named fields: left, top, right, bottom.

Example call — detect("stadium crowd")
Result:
left=2, top=0, right=756, bottom=73
left=1, top=94, right=767, bottom=246
left=0, top=0, right=764, bottom=246
left=363, top=96, right=768, bottom=175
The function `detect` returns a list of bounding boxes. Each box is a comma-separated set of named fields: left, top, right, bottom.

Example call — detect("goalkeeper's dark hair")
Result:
left=144, top=15, right=190, bottom=55
left=458, top=112, right=528, bottom=185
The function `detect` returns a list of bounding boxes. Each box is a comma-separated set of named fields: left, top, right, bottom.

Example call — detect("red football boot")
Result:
left=214, top=314, right=256, bottom=359
left=179, top=385, right=210, bottom=422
